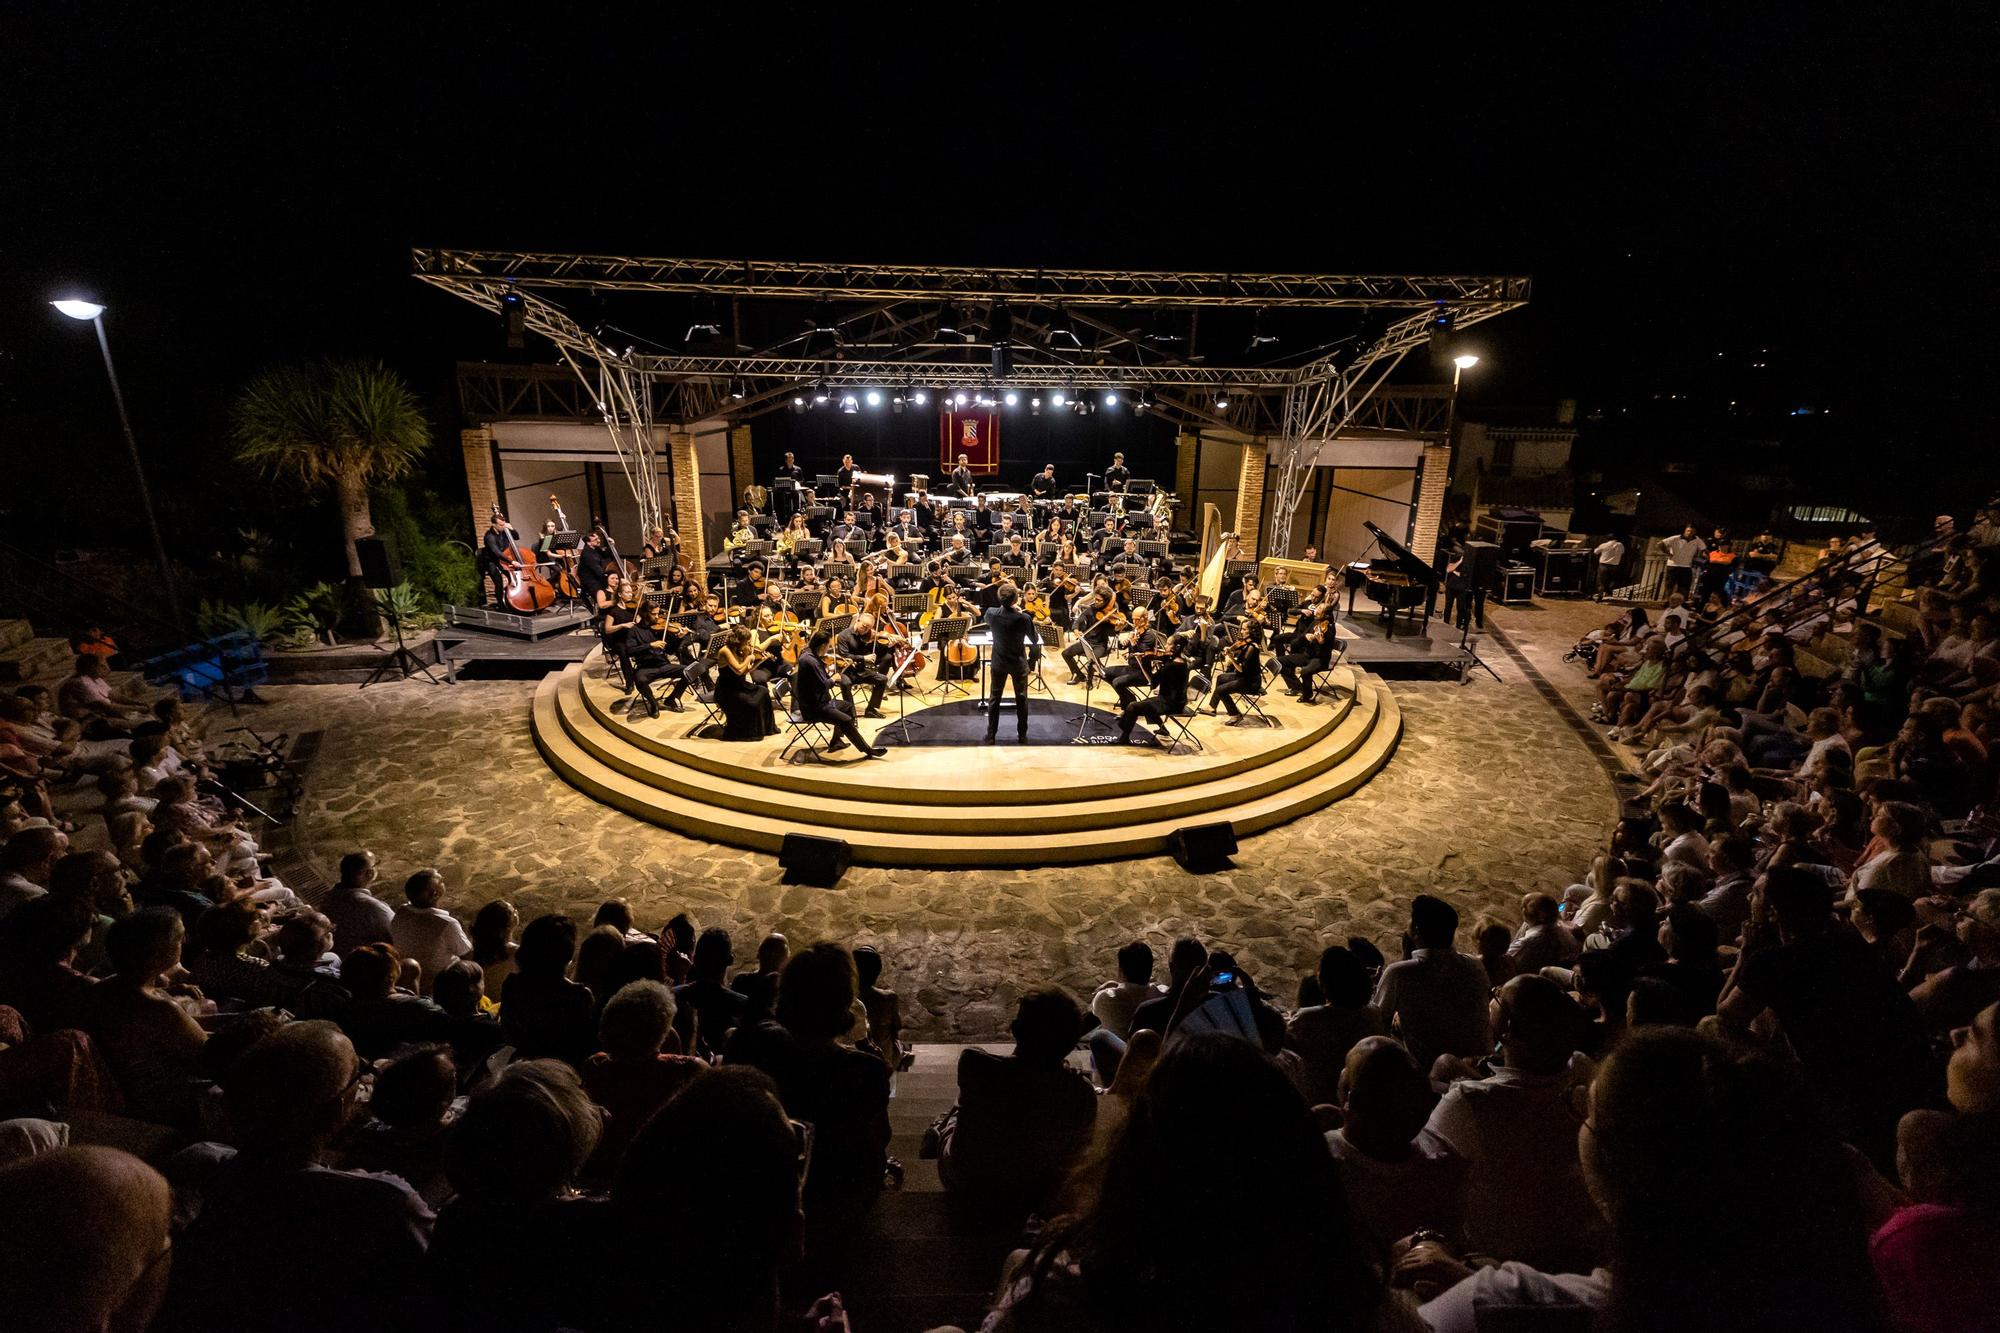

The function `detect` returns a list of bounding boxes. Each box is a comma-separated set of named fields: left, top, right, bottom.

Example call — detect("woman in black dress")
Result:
left=713, top=626, right=777, bottom=741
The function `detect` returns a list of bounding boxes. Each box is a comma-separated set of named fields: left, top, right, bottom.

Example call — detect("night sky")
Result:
left=4, top=5, right=1995, bottom=551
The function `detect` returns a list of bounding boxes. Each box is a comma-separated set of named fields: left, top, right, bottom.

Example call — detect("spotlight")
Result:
left=1030, top=396, right=1041, bottom=415
left=953, top=391, right=968, bottom=406
left=791, top=396, right=806, bottom=414
left=1045, top=306, right=1081, bottom=349
left=865, top=389, right=883, bottom=406
left=499, top=287, right=526, bottom=349
left=1103, top=390, right=1119, bottom=408
left=840, top=393, right=859, bottom=414
left=1453, top=354, right=1481, bottom=370
left=1050, top=390, right=1067, bottom=408
left=1134, top=394, right=1149, bottom=417
left=913, top=389, right=930, bottom=406
left=730, top=378, right=747, bottom=400
left=935, top=301, right=959, bottom=337
left=1215, top=389, right=1230, bottom=409
left=892, top=393, right=905, bottom=415
left=813, top=384, right=831, bottom=405
left=1004, top=391, right=1018, bottom=407
left=1247, top=308, right=1278, bottom=350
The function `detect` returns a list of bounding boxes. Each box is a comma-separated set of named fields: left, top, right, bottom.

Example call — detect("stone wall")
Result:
left=1411, top=440, right=1452, bottom=561
left=668, top=429, right=706, bottom=568
left=1235, top=443, right=1268, bottom=559
left=461, top=428, right=497, bottom=539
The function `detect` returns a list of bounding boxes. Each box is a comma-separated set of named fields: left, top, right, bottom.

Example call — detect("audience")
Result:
left=1088, top=939, right=1162, bottom=1038
left=581, top=979, right=705, bottom=1171
left=388, top=869, right=474, bottom=994
left=1372, top=895, right=1491, bottom=1072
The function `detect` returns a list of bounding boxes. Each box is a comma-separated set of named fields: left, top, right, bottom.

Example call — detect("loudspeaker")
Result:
left=355, top=535, right=401, bottom=590
left=1168, top=822, right=1238, bottom=873
left=1460, top=540, right=1502, bottom=592
left=779, top=833, right=852, bottom=888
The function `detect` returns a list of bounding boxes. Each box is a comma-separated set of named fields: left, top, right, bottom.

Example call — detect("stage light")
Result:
left=1215, top=389, right=1230, bottom=409
left=913, top=389, right=930, bottom=406
left=1004, top=390, right=1019, bottom=407
left=1103, top=390, right=1119, bottom=407
left=729, top=378, right=747, bottom=400
left=791, top=396, right=806, bottom=413
left=953, top=391, right=968, bottom=406
left=52, top=299, right=106, bottom=321
left=500, top=287, right=526, bottom=349
left=935, top=301, right=958, bottom=337
left=1045, top=306, right=1081, bottom=348
left=892, top=393, right=905, bottom=415
left=865, top=389, right=883, bottom=406
left=1454, top=354, right=1481, bottom=370
left=840, top=393, right=859, bottom=414
left=1030, top=396, right=1041, bottom=415
left=813, top=384, right=831, bottom=405
left=1247, top=307, right=1278, bottom=350
left=1050, top=390, right=1067, bottom=408
left=1134, top=394, right=1149, bottom=416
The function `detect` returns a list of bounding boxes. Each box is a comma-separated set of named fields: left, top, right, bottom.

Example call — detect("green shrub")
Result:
left=371, top=483, right=477, bottom=612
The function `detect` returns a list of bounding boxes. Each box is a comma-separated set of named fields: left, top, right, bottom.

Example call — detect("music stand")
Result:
left=1069, top=633, right=1114, bottom=741
left=793, top=539, right=824, bottom=562
left=925, top=615, right=973, bottom=699
left=878, top=648, right=927, bottom=742
left=891, top=593, right=928, bottom=618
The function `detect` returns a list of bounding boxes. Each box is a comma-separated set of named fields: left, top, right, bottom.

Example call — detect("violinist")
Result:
left=1172, top=593, right=1218, bottom=668
left=1204, top=618, right=1264, bottom=720
left=629, top=600, right=691, bottom=716
left=1279, top=608, right=1341, bottom=705
left=480, top=511, right=524, bottom=609
left=598, top=572, right=638, bottom=655
left=747, top=606, right=797, bottom=692
left=833, top=614, right=890, bottom=718
left=1101, top=606, right=1161, bottom=708
left=1062, top=578, right=1123, bottom=684
left=1046, top=567, right=1080, bottom=633
left=1116, top=633, right=1190, bottom=744
left=974, top=559, right=1010, bottom=612
left=795, top=627, right=885, bottom=758
left=734, top=560, right=771, bottom=608
left=713, top=626, right=778, bottom=741
left=1221, top=573, right=1259, bottom=617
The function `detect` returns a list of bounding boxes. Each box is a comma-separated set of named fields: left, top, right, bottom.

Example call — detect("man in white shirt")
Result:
left=1372, top=896, right=1492, bottom=1073
left=1088, top=941, right=1164, bottom=1039
left=1505, top=893, right=1580, bottom=974
left=1655, top=525, right=1706, bottom=599
left=388, top=869, right=474, bottom=994
left=0, top=826, right=68, bottom=918
left=320, top=850, right=395, bottom=953
left=1425, top=975, right=1604, bottom=1272
left=1591, top=536, right=1626, bottom=601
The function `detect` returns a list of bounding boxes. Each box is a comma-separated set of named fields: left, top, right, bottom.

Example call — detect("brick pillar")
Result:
left=1174, top=432, right=1197, bottom=516
left=1411, top=441, right=1453, bottom=563
left=461, top=428, right=498, bottom=539
left=668, top=429, right=706, bottom=569
left=1234, top=442, right=1268, bottom=560
left=729, top=423, right=755, bottom=507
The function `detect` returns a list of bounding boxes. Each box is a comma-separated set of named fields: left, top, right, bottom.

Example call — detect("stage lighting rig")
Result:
left=1246, top=308, right=1277, bottom=351
left=935, top=301, right=959, bottom=337
left=840, top=393, right=859, bottom=413
left=499, top=287, right=526, bottom=349
left=1045, top=306, right=1081, bottom=349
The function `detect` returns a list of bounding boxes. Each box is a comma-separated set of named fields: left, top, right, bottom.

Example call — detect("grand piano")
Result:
left=1343, top=520, right=1439, bottom=639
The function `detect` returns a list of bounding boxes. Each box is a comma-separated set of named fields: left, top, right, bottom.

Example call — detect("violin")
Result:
left=1022, top=586, right=1051, bottom=620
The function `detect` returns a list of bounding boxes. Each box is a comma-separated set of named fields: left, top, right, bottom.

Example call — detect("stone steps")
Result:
left=0, top=636, right=73, bottom=683
left=530, top=661, right=1403, bottom=868
left=0, top=619, right=32, bottom=653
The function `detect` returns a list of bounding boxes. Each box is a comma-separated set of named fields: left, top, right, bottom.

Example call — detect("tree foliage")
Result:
left=231, top=359, right=431, bottom=492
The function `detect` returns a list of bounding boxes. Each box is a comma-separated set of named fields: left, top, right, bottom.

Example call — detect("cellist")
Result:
left=480, top=510, right=523, bottom=609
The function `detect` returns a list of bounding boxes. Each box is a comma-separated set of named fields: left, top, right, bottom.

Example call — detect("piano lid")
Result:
left=1362, top=521, right=1437, bottom=587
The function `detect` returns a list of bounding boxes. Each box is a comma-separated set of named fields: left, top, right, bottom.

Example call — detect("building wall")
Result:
left=460, top=428, right=498, bottom=537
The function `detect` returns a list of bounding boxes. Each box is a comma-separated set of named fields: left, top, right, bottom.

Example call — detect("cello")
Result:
left=494, top=507, right=557, bottom=613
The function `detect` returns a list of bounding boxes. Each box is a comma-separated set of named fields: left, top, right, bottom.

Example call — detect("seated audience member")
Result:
left=1473, top=916, right=1514, bottom=987
left=1639, top=902, right=1725, bottom=1020
left=940, top=987, right=1096, bottom=1223
left=337, top=943, right=454, bottom=1061
left=572, top=925, right=626, bottom=1016
left=158, top=1021, right=433, bottom=1333
left=1853, top=799, right=1934, bottom=899
left=1909, top=889, right=2000, bottom=1033
left=1871, top=1000, right=2000, bottom=1333
left=1505, top=892, right=1580, bottom=975
left=0, top=891, right=99, bottom=1032
left=1426, top=975, right=1603, bottom=1273
left=1126, top=935, right=1208, bottom=1038
left=978, top=1034, right=1391, bottom=1333
left=672, top=925, right=747, bottom=1058
left=340, top=1043, right=458, bottom=1209
left=582, top=979, right=706, bottom=1172
left=1372, top=895, right=1491, bottom=1072
left=322, top=849, right=394, bottom=952
left=81, top=907, right=208, bottom=1126
left=1412, top=1029, right=1892, bottom=1333
left=1285, top=944, right=1387, bottom=1108
left=183, top=897, right=318, bottom=1013
left=0, top=825, right=66, bottom=917
left=1324, top=1036, right=1467, bottom=1258
left=1699, top=832, right=1757, bottom=940
left=1577, top=881, right=1667, bottom=1020
left=774, top=942, right=892, bottom=1229
left=428, top=960, right=507, bottom=1077
left=591, top=897, right=653, bottom=946
left=58, top=654, right=146, bottom=737
left=613, top=1068, right=843, bottom=1333
left=389, top=868, right=474, bottom=994
left=500, top=914, right=597, bottom=1068
left=428, top=1060, right=605, bottom=1333
left=1089, top=939, right=1164, bottom=1039
left=732, top=930, right=788, bottom=1023
left=0, top=1146, right=173, bottom=1333
left=1718, top=867, right=1940, bottom=1168
left=854, top=944, right=907, bottom=1070
left=464, top=899, right=520, bottom=1000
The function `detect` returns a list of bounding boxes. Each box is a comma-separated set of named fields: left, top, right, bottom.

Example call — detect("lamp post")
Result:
left=51, top=299, right=185, bottom=635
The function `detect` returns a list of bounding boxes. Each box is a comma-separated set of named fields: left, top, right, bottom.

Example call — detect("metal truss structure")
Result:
left=414, top=249, right=1527, bottom=551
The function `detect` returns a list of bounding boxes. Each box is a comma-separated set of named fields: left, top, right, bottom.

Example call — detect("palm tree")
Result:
left=231, top=359, right=431, bottom=587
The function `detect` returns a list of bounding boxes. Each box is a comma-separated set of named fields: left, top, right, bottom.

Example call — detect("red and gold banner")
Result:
left=939, top=408, right=1000, bottom=475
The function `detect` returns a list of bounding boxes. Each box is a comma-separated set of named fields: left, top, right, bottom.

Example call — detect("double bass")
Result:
left=546, top=495, right=580, bottom=599
left=494, top=508, right=557, bottom=613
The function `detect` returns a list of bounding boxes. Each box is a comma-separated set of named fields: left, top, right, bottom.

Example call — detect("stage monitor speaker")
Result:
left=1169, top=822, right=1238, bottom=873
left=1461, top=540, right=1502, bottom=592
left=355, top=535, right=401, bottom=590
left=779, top=833, right=852, bottom=888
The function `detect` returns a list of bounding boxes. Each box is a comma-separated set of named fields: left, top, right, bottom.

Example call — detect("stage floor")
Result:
left=532, top=650, right=1404, bottom=865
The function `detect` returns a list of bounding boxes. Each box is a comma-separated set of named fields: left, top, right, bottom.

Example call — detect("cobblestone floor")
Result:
left=243, top=610, right=1620, bottom=1039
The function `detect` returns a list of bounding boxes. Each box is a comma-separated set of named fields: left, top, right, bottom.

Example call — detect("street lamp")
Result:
left=51, top=298, right=185, bottom=634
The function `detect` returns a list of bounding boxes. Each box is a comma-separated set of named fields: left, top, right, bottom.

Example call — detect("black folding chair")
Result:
left=1307, top=637, right=1351, bottom=702
left=778, top=701, right=835, bottom=763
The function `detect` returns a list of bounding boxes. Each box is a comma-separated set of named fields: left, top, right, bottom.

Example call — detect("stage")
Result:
left=531, top=648, right=1402, bottom=867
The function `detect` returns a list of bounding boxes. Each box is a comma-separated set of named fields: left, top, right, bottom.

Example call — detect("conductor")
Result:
left=981, top=583, right=1041, bottom=744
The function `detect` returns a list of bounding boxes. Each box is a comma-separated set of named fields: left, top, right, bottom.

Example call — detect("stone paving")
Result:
left=242, top=611, right=1620, bottom=1039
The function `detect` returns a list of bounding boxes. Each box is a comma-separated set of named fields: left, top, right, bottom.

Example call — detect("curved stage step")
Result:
left=531, top=662, right=1403, bottom=867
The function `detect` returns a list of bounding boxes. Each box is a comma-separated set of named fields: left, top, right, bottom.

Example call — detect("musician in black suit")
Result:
left=1278, top=609, right=1342, bottom=705
left=1101, top=607, right=1161, bottom=708
left=1103, top=452, right=1130, bottom=491
left=1029, top=463, right=1057, bottom=499
left=796, top=628, right=885, bottom=757
left=1205, top=619, right=1264, bottom=719
left=1117, top=635, right=1191, bottom=743
left=981, top=584, right=1041, bottom=743
left=833, top=616, right=890, bottom=717
left=949, top=454, right=976, bottom=497
left=835, top=454, right=858, bottom=492
left=774, top=452, right=805, bottom=521
left=576, top=530, right=612, bottom=615
left=479, top=511, right=524, bottom=609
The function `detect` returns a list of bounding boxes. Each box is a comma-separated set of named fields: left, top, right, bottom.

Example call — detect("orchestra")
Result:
left=511, top=447, right=1351, bottom=749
